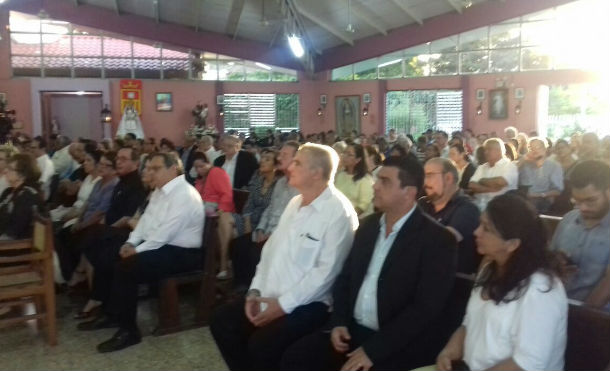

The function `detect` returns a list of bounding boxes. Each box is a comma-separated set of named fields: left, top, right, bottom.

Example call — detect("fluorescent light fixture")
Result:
left=76, top=91, right=85, bottom=95
left=255, top=62, right=272, bottom=70
left=378, top=59, right=401, bottom=68
left=288, top=34, right=304, bottom=58
left=227, top=61, right=235, bottom=66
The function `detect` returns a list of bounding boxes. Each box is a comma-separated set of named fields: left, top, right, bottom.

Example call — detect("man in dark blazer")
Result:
left=214, top=135, right=258, bottom=189
left=178, top=135, right=198, bottom=184
left=281, top=156, right=458, bottom=371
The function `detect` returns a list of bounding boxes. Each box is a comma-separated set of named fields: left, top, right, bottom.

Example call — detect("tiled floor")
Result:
left=0, top=291, right=229, bottom=371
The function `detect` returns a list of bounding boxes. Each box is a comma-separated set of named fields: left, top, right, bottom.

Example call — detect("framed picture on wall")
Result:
left=489, top=88, right=508, bottom=120
left=155, top=92, right=173, bottom=112
left=335, top=96, right=360, bottom=136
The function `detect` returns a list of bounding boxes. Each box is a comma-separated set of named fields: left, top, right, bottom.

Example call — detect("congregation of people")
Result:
left=0, top=123, right=609, bottom=370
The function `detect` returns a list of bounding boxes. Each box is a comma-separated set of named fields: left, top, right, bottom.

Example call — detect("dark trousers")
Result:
left=281, top=321, right=437, bottom=371
left=230, top=235, right=261, bottom=288
left=106, top=244, right=202, bottom=332
left=280, top=322, right=375, bottom=371
left=54, top=224, right=90, bottom=281
left=83, top=225, right=131, bottom=303
left=210, top=298, right=329, bottom=371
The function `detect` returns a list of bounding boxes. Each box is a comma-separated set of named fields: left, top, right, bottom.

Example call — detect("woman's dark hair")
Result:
left=84, top=146, right=102, bottom=164
left=160, top=138, right=175, bottom=151
left=475, top=194, right=558, bottom=304
left=450, top=143, right=470, bottom=162
left=348, top=144, right=368, bottom=182
left=192, top=151, right=209, bottom=164
left=504, top=142, right=518, bottom=161
left=9, top=153, right=41, bottom=188
left=365, top=145, right=383, bottom=168
left=375, top=137, right=388, bottom=154
left=390, top=144, right=408, bottom=158
left=102, top=151, right=117, bottom=169
left=260, top=148, right=279, bottom=166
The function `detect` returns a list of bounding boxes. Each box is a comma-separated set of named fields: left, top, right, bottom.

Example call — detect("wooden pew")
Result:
left=153, top=215, right=219, bottom=336
left=565, top=300, right=610, bottom=371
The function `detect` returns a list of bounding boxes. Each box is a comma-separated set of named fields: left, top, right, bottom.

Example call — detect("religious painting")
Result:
left=155, top=92, right=173, bottom=112
left=335, top=96, right=360, bottom=137
left=489, top=88, right=508, bottom=120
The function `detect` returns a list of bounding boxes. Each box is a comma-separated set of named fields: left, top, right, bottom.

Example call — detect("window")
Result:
left=331, top=0, right=609, bottom=80
left=223, top=94, right=299, bottom=134
left=8, top=11, right=298, bottom=81
left=385, top=90, right=463, bottom=135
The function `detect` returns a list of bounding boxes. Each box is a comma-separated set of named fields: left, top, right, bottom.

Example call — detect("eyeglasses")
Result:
left=98, top=162, right=113, bottom=168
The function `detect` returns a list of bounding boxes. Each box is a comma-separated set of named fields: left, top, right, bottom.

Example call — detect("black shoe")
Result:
left=77, top=314, right=118, bottom=331
left=97, top=328, right=141, bottom=353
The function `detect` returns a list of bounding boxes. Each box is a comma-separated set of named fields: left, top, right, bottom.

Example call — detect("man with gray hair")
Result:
left=468, top=138, right=518, bottom=210
left=419, top=157, right=481, bottom=273
left=518, top=137, right=563, bottom=213
left=211, top=143, right=359, bottom=371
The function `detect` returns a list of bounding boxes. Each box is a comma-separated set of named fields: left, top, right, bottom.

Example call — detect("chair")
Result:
left=0, top=214, right=56, bottom=346
left=153, top=215, right=219, bottom=336
left=565, top=301, right=610, bottom=371
left=540, top=214, right=562, bottom=240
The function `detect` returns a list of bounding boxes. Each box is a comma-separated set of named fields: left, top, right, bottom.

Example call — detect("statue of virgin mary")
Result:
left=116, top=104, right=145, bottom=139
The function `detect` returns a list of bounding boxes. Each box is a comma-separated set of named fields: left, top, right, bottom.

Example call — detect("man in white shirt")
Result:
left=468, top=138, right=518, bottom=210
left=281, top=156, right=458, bottom=371
left=210, top=143, right=359, bottom=371
left=434, top=131, right=450, bottom=158
left=50, top=135, right=72, bottom=178
left=29, top=136, right=55, bottom=201
left=89, top=152, right=204, bottom=353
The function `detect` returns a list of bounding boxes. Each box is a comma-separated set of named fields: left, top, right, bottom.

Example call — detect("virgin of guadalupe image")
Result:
left=338, top=97, right=358, bottom=137
left=116, top=103, right=145, bottom=139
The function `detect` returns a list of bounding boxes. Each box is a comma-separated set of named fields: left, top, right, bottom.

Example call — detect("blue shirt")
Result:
left=353, top=206, right=416, bottom=330
left=551, top=209, right=610, bottom=301
left=81, top=177, right=119, bottom=223
left=519, top=158, right=564, bottom=194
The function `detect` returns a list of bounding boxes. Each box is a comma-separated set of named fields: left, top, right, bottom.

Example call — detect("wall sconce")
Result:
left=362, top=93, right=371, bottom=117
left=475, top=89, right=485, bottom=116
left=514, top=88, right=524, bottom=115
left=218, top=106, right=224, bottom=117
left=100, top=104, right=112, bottom=123
left=476, top=103, right=483, bottom=115
left=318, top=94, right=327, bottom=117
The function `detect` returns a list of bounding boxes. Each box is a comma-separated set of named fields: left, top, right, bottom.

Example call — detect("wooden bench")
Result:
left=153, top=215, right=219, bottom=336
left=565, top=300, right=610, bottom=371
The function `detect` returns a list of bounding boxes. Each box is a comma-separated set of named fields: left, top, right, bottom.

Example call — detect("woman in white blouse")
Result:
left=436, top=194, right=567, bottom=371
left=50, top=147, right=101, bottom=227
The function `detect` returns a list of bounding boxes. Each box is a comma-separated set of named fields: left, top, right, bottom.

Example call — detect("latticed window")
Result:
left=223, top=94, right=299, bottom=134
left=385, top=90, right=462, bottom=135
left=8, top=11, right=297, bottom=81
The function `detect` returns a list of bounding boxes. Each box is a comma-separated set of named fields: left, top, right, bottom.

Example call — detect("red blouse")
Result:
left=195, top=167, right=235, bottom=212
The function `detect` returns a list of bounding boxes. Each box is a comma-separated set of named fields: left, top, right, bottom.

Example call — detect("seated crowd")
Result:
left=0, top=124, right=609, bottom=371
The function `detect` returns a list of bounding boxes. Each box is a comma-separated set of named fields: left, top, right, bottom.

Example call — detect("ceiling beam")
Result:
left=3, top=0, right=303, bottom=71
left=113, top=0, right=120, bottom=15
left=293, top=1, right=354, bottom=46
left=194, top=0, right=204, bottom=31
left=445, top=0, right=463, bottom=14
left=317, top=0, right=575, bottom=71
left=351, top=0, right=388, bottom=36
left=225, top=0, right=246, bottom=40
left=153, top=0, right=160, bottom=23
left=390, top=0, right=423, bottom=25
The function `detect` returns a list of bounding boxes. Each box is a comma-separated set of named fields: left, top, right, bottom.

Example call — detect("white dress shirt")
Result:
left=37, top=154, right=55, bottom=200
left=206, top=147, right=220, bottom=165
left=127, top=175, right=204, bottom=253
left=250, top=185, right=359, bottom=313
left=353, top=206, right=415, bottom=330
left=222, top=154, right=238, bottom=187
left=469, top=157, right=518, bottom=210
left=51, top=146, right=72, bottom=178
